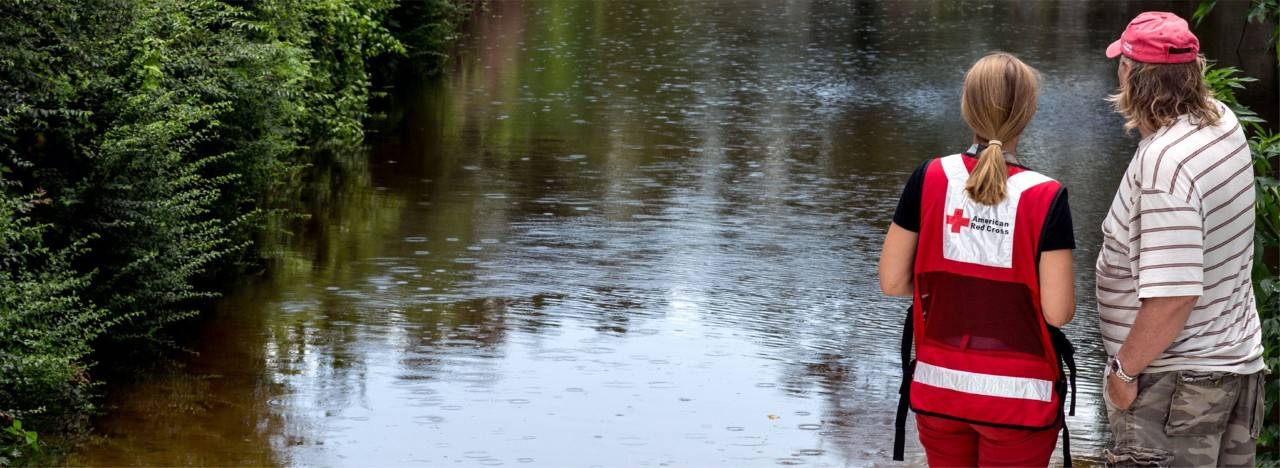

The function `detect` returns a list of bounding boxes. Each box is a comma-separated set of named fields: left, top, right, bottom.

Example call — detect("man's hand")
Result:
left=1107, top=371, right=1138, bottom=410
left=1110, top=295, right=1198, bottom=410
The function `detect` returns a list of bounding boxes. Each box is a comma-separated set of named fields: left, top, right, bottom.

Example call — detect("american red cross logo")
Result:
left=945, top=208, right=970, bottom=233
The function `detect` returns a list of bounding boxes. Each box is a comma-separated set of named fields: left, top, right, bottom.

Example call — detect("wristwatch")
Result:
left=1109, top=356, right=1136, bottom=383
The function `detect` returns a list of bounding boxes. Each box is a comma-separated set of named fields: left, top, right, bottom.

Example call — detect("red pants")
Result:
left=916, top=414, right=1058, bottom=467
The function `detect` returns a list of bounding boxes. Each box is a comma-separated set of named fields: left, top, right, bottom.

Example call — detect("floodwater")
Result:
left=70, top=1, right=1274, bottom=466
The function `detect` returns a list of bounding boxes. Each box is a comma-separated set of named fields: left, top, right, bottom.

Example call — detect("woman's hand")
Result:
left=1106, top=371, right=1138, bottom=410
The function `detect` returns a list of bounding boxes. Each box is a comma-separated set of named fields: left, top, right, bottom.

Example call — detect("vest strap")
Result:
left=892, top=306, right=914, bottom=461
left=1049, top=325, right=1077, bottom=466
left=1062, top=419, right=1072, bottom=467
left=1048, top=326, right=1077, bottom=415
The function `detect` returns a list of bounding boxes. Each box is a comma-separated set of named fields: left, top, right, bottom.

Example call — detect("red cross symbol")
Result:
left=945, top=208, right=970, bottom=233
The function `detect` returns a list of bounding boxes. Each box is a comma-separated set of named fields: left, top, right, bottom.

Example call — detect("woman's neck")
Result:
left=971, top=136, right=1020, bottom=164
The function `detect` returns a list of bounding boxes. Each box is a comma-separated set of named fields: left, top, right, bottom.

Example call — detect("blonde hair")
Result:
left=1107, top=55, right=1220, bottom=135
left=960, top=52, right=1041, bottom=205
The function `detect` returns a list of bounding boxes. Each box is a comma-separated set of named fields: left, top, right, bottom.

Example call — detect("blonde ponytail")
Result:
left=960, top=53, right=1041, bottom=205
left=967, top=140, right=1008, bottom=205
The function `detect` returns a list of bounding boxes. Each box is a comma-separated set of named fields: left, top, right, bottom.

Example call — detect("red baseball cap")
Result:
left=1105, top=12, right=1200, bottom=64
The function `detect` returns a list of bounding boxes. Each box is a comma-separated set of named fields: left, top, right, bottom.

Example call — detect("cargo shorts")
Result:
left=1102, top=369, right=1266, bottom=467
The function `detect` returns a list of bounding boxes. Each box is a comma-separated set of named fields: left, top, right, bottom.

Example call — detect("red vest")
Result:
left=909, top=154, right=1064, bottom=429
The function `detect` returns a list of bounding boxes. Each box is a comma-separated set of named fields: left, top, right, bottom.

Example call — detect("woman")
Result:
left=878, top=52, right=1076, bottom=467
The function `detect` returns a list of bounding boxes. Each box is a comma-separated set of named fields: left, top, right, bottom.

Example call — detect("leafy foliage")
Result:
left=0, top=192, right=102, bottom=448
left=383, top=0, right=475, bottom=76
left=1, top=419, right=42, bottom=466
left=1192, top=0, right=1280, bottom=62
left=0, top=0, right=468, bottom=462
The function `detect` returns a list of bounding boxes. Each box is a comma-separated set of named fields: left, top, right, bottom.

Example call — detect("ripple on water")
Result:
left=412, top=396, right=444, bottom=408
left=415, top=415, right=446, bottom=425
left=646, top=381, right=675, bottom=389
left=278, top=300, right=318, bottom=313
left=730, top=436, right=767, bottom=447
left=532, top=349, right=577, bottom=361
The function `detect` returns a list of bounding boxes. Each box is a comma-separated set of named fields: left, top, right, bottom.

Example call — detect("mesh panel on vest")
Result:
left=918, top=272, right=1043, bottom=356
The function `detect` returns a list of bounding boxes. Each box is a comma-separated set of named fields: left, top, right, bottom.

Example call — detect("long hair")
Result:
left=960, top=52, right=1041, bottom=205
left=1107, top=55, right=1220, bottom=136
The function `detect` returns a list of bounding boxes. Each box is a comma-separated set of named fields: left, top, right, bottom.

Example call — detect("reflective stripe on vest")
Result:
left=913, top=361, right=1055, bottom=402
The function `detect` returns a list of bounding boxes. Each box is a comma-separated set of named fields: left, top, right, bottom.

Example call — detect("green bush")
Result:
left=383, top=0, right=475, bottom=76
left=1251, top=129, right=1280, bottom=464
left=1, top=419, right=42, bottom=465
left=0, top=191, right=102, bottom=435
left=0, top=0, right=468, bottom=461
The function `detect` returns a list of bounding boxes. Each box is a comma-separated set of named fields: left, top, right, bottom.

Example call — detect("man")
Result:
left=1097, top=11, right=1266, bottom=467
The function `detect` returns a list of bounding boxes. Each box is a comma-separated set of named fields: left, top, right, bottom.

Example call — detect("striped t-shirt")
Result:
left=1096, top=100, right=1264, bottom=374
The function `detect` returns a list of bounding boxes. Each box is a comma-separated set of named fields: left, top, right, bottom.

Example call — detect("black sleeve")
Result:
left=1039, top=187, right=1076, bottom=251
left=891, top=160, right=930, bottom=232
